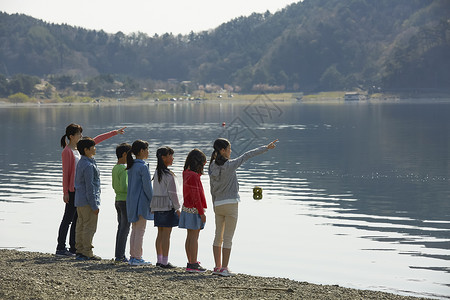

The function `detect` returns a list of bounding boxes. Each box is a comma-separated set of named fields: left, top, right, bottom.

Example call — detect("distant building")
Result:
left=345, top=92, right=365, bottom=101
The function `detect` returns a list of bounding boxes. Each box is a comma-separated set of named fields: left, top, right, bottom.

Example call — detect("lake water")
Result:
left=0, top=98, right=449, bottom=299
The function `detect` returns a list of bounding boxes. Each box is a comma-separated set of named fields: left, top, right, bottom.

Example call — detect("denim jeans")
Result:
left=56, top=191, right=77, bottom=252
left=115, top=201, right=130, bottom=259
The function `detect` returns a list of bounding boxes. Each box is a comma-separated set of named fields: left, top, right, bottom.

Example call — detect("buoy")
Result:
left=222, top=122, right=226, bottom=127
left=253, top=186, right=263, bottom=200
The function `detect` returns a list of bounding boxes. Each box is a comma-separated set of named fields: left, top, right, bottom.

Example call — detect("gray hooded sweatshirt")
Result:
left=208, top=146, right=268, bottom=207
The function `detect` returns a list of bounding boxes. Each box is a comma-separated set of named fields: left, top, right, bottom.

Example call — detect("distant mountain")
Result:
left=1, top=0, right=449, bottom=93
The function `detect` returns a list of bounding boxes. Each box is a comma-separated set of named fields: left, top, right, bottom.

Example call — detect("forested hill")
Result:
left=1, top=0, right=449, bottom=93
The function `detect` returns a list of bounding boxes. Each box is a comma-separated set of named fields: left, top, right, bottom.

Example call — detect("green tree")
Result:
left=8, top=92, right=30, bottom=103
left=49, top=75, right=73, bottom=89
left=122, top=77, right=139, bottom=93
left=0, top=74, right=8, bottom=97
left=44, top=83, right=54, bottom=98
left=8, top=74, right=40, bottom=96
left=319, top=65, right=344, bottom=91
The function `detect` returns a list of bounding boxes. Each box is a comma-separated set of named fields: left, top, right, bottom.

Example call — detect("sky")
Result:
left=1, top=0, right=299, bottom=36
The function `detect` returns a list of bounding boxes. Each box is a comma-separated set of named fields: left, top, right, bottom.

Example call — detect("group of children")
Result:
left=56, top=123, right=277, bottom=276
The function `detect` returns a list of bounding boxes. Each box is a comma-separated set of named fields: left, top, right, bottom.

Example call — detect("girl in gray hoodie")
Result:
left=208, top=138, right=277, bottom=276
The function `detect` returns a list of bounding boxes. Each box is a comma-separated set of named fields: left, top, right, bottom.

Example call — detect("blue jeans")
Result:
left=115, top=201, right=130, bottom=259
left=56, top=191, right=77, bottom=253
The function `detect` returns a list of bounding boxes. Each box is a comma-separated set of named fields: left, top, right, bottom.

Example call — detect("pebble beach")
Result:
left=0, top=249, right=432, bottom=300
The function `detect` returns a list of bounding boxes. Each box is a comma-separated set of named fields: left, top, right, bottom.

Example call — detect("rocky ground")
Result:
left=0, top=249, right=432, bottom=300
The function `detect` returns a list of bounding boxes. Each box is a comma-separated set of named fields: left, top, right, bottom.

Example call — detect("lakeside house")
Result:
left=344, top=92, right=365, bottom=101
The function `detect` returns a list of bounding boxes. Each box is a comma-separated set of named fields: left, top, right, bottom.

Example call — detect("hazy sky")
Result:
left=1, top=0, right=299, bottom=35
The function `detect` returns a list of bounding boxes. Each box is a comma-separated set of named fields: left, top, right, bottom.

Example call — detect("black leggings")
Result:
left=56, top=191, right=77, bottom=252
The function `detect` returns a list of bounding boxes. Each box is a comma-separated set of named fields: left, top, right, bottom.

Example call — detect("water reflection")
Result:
left=0, top=101, right=449, bottom=298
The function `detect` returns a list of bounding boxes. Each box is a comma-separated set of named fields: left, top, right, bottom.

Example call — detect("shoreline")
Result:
left=0, top=249, right=432, bottom=300
left=1, top=91, right=450, bottom=107
left=2, top=97, right=450, bottom=109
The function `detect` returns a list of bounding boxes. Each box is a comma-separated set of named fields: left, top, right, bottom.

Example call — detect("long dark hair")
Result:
left=210, top=138, right=230, bottom=166
left=126, top=140, right=149, bottom=170
left=60, top=123, right=82, bottom=148
left=184, top=149, right=206, bottom=174
left=154, top=146, right=174, bottom=182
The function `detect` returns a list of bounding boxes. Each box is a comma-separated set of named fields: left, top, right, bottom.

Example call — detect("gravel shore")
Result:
left=0, top=249, right=431, bottom=300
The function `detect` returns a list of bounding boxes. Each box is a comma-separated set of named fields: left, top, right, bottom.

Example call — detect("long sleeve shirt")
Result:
left=74, top=156, right=101, bottom=211
left=182, top=169, right=207, bottom=215
left=62, top=130, right=118, bottom=195
left=208, top=146, right=268, bottom=207
left=126, top=159, right=153, bottom=223
left=112, top=164, right=127, bottom=201
left=150, top=170, right=181, bottom=212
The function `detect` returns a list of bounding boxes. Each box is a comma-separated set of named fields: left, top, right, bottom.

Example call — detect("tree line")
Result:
left=0, top=0, right=449, bottom=98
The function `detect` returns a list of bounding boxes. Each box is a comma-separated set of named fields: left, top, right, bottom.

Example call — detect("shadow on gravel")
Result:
left=18, top=255, right=218, bottom=281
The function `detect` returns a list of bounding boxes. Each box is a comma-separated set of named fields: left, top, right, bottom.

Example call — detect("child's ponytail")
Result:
left=126, top=150, right=135, bottom=170
left=210, top=150, right=218, bottom=165
left=60, top=134, right=68, bottom=148
left=211, top=138, right=230, bottom=166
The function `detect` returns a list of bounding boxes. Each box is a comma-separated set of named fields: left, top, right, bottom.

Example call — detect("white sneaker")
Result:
left=219, top=267, right=236, bottom=277
left=129, top=257, right=151, bottom=266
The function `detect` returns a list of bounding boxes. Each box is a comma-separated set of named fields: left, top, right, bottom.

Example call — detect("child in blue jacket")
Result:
left=126, top=140, right=153, bottom=266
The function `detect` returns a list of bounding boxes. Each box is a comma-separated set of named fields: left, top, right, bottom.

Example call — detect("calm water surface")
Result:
left=0, top=99, right=449, bottom=299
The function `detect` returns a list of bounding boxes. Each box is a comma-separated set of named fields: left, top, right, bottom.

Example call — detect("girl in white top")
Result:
left=151, top=146, right=181, bottom=268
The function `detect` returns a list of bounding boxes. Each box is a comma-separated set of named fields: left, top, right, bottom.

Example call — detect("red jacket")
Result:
left=182, top=169, right=207, bottom=215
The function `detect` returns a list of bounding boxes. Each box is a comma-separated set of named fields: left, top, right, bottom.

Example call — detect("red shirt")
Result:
left=182, top=169, right=207, bottom=215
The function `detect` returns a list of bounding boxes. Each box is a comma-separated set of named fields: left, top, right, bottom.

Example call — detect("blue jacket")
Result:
left=126, top=159, right=153, bottom=222
left=74, top=156, right=101, bottom=211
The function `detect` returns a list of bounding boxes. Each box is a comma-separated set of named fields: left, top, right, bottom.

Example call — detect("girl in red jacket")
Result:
left=179, top=149, right=207, bottom=272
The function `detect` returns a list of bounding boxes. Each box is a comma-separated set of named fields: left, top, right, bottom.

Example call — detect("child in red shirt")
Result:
left=179, top=149, right=207, bottom=272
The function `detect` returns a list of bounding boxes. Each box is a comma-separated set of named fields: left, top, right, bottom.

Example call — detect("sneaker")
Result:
left=137, top=258, right=151, bottom=265
left=219, top=267, right=236, bottom=277
left=55, top=249, right=76, bottom=257
left=114, top=257, right=129, bottom=264
left=160, top=262, right=176, bottom=269
left=212, top=267, right=221, bottom=275
left=129, top=257, right=151, bottom=266
left=88, top=255, right=102, bottom=261
left=186, top=262, right=206, bottom=273
left=75, top=254, right=88, bottom=261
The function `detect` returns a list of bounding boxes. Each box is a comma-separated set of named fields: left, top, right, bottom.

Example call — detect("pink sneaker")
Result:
left=212, top=267, right=221, bottom=275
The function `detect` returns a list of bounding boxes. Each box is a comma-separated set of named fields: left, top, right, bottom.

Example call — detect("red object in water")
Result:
left=222, top=122, right=226, bottom=127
